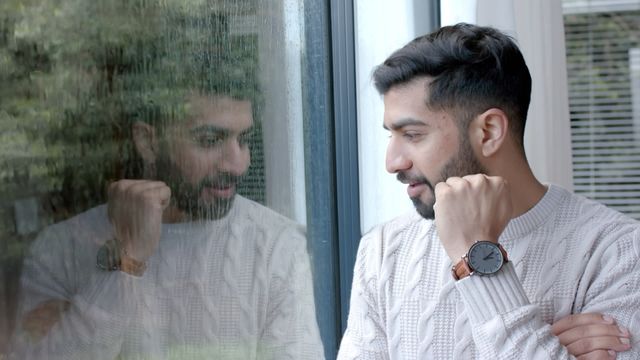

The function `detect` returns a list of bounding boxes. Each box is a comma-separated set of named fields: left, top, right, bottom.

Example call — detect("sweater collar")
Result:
left=500, top=184, right=569, bottom=241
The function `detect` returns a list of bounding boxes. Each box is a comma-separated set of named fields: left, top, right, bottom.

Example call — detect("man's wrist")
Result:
left=451, top=241, right=508, bottom=280
left=119, top=251, right=147, bottom=277
left=96, top=239, right=147, bottom=277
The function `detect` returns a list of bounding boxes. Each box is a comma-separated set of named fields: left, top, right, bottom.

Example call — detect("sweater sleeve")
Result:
left=8, top=225, right=143, bottom=360
left=258, top=225, right=325, bottom=360
left=575, top=226, right=640, bottom=359
left=456, top=262, right=574, bottom=359
left=455, top=225, right=640, bottom=360
left=338, top=228, right=390, bottom=360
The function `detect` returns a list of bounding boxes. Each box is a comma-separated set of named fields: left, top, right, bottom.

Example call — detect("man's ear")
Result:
left=132, top=121, right=159, bottom=163
left=470, top=108, right=509, bottom=158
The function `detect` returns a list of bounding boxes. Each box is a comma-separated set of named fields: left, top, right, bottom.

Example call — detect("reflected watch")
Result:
left=452, top=241, right=508, bottom=280
left=96, top=239, right=147, bottom=277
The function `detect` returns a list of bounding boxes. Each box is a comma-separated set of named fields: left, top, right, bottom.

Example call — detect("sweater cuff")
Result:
left=455, top=262, right=530, bottom=325
left=76, top=270, right=143, bottom=320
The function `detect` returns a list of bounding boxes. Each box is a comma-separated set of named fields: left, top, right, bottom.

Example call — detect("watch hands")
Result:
left=483, top=252, right=495, bottom=261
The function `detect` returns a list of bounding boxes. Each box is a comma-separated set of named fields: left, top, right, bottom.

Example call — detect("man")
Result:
left=9, top=92, right=324, bottom=358
left=338, top=24, right=639, bottom=359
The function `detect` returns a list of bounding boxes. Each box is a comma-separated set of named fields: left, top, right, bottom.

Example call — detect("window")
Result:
left=0, top=0, right=339, bottom=358
left=563, top=1, right=640, bottom=218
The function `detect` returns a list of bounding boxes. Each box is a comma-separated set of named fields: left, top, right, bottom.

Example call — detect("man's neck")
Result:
left=503, top=164, right=547, bottom=219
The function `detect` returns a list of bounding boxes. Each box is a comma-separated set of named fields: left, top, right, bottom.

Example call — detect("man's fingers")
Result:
left=557, top=324, right=629, bottom=347
left=444, top=176, right=466, bottom=188
left=566, top=336, right=631, bottom=357
left=552, top=313, right=614, bottom=335
left=577, top=349, right=616, bottom=360
left=22, top=300, right=71, bottom=340
left=109, top=180, right=170, bottom=205
left=108, top=179, right=146, bottom=197
left=109, top=180, right=167, bottom=197
left=141, top=184, right=172, bottom=209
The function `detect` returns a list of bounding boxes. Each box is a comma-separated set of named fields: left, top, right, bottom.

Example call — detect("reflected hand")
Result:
left=552, top=313, right=632, bottom=359
left=107, top=179, right=171, bottom=262
left=22, top=299, right=70, bottom=341
left=434, top=174, right=512, bottom=262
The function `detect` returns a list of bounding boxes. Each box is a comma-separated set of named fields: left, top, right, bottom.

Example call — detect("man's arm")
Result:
left=9, top=180, right=170, bottom=359
left=9, top=227, right=143, bottom=360
left=435, top=174, right=639, bottom=359
left=552, top=313, right=631, bottom=359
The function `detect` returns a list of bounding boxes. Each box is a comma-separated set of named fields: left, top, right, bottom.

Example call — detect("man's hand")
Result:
left=553, top=313, right=632, bottom=359
left=433, top=174, right=512, bottom=262
left=22, top=300, right=70, bottom=341
left=107, top=180, right=171, bottom=262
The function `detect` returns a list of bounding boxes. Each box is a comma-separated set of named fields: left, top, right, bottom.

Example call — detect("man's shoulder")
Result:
left=358, top=211, right=430, bottom=252
left=232, top=195, right=305, bottom=235
left=555, top=186, right=639, bottom=227
left=367, top=211, right=426, bottom=236
left=37, top=205, right=109, bottom=239
left=547, top=185, right=640, bottom=250
left=28, top=205, right=110, bottom=258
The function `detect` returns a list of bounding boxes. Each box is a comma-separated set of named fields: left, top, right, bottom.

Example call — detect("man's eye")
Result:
left=195, top=136, right=224, bottom=147
left=403, top=132, right=420, bottom=141
left=238, top=133, right=252, bottom=146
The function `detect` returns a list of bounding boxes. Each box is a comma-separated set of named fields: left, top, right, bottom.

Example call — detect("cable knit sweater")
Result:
left=338, top=185, right=640, bottom=359
left=10, top=196, right=324, bottom=360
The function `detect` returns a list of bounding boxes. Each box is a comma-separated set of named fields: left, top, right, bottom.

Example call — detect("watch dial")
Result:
left=468, top=242, right=504, bottom=275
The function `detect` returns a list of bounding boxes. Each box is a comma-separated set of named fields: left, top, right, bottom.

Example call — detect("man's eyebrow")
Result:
left=189, top=125, right=255, bottom=136
left=383, top=118, right=427, bottom=131
left=240, top=126, right=255, bottom=136
left=189, top=125, right=228, bottom=136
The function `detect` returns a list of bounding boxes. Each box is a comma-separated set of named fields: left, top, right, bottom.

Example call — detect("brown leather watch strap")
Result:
left=451, top=242, right=508, bottom=281
left=452, top=257, right=472, bottom=281
left=119, top=248, right=147, bottom=277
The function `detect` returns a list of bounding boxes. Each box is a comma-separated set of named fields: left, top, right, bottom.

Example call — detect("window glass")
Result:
left=563, top=1, right=640, bottom=218
left=0, top=0, right=327, bottom=358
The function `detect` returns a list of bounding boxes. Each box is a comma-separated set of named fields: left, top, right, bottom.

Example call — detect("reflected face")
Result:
left=383, top=79, right=485, bottom=219
left=156, top=95, right=253, bottom=219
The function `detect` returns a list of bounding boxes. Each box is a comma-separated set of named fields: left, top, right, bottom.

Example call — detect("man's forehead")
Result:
left=167, top=94, right=253, bottom=133
left=382, top=80, right=430, bottom=123
left=382, top=78, right=457, bottom=131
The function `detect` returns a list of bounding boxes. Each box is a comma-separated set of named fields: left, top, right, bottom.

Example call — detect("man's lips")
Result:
left=406, top=182, right=427, bottom=198
left=202, top=184, right=236, bottom=199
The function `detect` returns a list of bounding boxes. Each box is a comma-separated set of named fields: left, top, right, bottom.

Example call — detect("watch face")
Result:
left=468, top=241, right=504, bottom=275
left=96, top=243, right=120, bottom=271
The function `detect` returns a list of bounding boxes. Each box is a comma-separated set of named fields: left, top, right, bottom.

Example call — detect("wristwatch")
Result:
left=96, top=239, right=147, bottom=277
left=452, top=241, right=508, bottom=280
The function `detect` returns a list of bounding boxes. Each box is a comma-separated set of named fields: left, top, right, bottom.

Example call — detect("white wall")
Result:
left=354, top=0, right=423, bottom=233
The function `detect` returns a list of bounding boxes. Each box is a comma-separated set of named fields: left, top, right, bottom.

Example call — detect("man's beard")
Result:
left=154, top=153, right=242, bottom=220
left=398, top=135, right=486, bottom=220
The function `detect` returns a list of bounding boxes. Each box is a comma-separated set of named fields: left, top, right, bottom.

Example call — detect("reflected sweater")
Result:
left=11, top=196, right=324, bottom=360
left=338, top=185, right=640, bottom=359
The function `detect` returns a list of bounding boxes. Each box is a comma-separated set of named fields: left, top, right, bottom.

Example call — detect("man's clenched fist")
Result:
left=433, top=174, right=512, bottom=262
left=107, top=180, right=171, bottom=262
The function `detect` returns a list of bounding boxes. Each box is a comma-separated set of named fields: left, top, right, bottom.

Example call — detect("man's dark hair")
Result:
left=373, top=23, right=532, bottom=148
left=111, top=12, right=262, bottom=179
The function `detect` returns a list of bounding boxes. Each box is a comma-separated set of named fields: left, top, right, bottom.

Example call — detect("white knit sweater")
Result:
left=10, top=196, right=324, bottom=360
left=338, top=185, right=640, bottom=359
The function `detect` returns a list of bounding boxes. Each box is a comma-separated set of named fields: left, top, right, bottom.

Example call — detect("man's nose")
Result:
left=385, top=140, right=411, bottom=174
left=219, top=140, right=250, bottom=176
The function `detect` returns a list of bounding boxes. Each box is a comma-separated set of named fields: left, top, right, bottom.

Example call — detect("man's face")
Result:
left=383, top=79, right=485, bottom=219
left=155, top=95, right=253, bottom=220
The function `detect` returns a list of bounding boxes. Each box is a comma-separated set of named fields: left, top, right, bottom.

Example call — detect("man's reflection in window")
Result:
left=8, top=12, right=324, bottom=360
